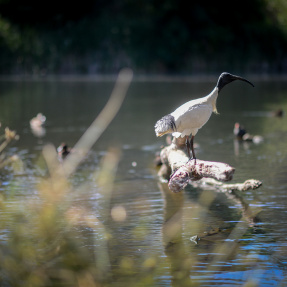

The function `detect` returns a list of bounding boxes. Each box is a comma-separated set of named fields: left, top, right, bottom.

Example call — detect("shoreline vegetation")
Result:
left=1, top=1, right=287, bottom=76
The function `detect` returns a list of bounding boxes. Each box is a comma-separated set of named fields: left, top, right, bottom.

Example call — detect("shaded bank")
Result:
left=0, top=0, right=287, bottom=75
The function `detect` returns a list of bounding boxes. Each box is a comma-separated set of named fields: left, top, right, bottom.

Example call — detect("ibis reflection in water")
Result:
left=155, top=72, right=254, bottom=161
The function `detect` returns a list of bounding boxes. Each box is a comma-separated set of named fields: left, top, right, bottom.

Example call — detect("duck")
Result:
left=57, top=143, right=71, bottom=160
left=233, top=122, right=263, bottom=144
left=30, top=113, right=46, bottom=138
left=30, top=113, right=46, bottom=128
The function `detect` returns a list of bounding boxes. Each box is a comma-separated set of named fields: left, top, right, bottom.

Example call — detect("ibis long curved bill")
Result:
left=217, top=72, right=254, bottom=92
left=154, top=72, right=254, bottom=162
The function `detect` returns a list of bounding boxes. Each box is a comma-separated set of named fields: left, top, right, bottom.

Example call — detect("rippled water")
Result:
left=1, top=77, right=287, bottom=286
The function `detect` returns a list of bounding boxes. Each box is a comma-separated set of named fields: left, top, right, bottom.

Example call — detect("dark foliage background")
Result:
left=0, top=0, right=286, bottom=75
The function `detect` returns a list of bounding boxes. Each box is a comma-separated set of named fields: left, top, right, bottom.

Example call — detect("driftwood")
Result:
left=157, top=136, right=262, bottom=193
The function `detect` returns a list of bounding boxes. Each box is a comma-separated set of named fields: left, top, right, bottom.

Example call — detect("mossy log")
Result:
left=157, top=136, right=262, bottom=193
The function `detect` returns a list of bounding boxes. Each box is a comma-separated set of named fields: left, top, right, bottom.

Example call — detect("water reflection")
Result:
left=160, top=179, right=284, bottom=286
left=159, top=178, right=265, bottom=286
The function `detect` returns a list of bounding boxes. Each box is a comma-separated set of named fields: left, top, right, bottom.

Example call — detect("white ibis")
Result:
left=154, top=72, right=254, bottom=161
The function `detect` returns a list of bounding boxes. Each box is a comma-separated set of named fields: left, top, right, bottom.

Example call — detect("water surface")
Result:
left=1, top=77, right=287, bottom=286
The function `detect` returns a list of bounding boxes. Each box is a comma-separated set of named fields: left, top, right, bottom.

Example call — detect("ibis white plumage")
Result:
left=154, top=72, right=254, bottom=161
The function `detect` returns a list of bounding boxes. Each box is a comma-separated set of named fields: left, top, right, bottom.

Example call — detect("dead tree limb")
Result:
left=192, top=178, right=262, bottom=193
left=157, top=136, right=262, bottom=193
left=168, top=159, right=235, bottom=193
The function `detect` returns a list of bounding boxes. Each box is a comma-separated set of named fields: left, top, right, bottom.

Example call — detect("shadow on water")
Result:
left=1, top=78, right=287, bottom=285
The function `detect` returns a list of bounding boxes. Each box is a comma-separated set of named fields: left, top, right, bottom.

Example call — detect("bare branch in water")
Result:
left=157, top=136, right=262, bottom=193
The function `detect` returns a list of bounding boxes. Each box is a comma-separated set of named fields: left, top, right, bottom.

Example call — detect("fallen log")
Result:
left=192, top=178, right=262, bottom=193
left=168, top=159, right=235, bottom=193
left=157, top=136, right=262, bottom=193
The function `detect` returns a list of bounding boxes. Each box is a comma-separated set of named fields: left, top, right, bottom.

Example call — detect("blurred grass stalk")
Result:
left=0, top=127, right=20, bottom=169
left=0, top=68, right=133, bottom=286
left=63, top=68, right=133, bottom=177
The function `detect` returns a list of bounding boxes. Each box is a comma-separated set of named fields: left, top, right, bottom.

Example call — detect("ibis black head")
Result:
left=216, top=72, right=254, bottom=93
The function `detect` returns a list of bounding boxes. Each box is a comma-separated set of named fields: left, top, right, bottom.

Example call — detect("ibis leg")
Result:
left=185, top=136, right=191, bottom=159
left=190, top=135, right=196, bottom=163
